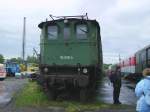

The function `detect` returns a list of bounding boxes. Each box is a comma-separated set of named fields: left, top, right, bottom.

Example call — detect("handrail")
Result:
left=49, top=13, right=88, bottom=20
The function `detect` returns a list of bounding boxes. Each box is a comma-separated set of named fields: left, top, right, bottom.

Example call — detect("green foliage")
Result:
left=0, top=54, right=4, bottom=63
left=9, top=56, right=38, bottom=64
left=15, top=82, right=49, bottom=107
left=27, top=56, right=38, bottom=64
left=10, top=57, right=22, bottom=63
left=103, top=64, right=112, bottom=70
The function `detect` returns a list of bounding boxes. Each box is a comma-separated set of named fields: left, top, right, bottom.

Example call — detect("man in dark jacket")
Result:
left=109, top=66, right=122, bottom=104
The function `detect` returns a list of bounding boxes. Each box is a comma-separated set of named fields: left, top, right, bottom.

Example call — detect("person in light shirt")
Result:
left=135, top=68, right=150, bottom=112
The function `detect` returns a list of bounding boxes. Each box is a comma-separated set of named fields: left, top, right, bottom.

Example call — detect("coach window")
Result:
left=147, top=49, right=150, bottom=66
left=141, top=51, right=146, bottom=61
left=76, top=24, right=87, bottom=39
left=64, top=26, right=70, bottom=40
left=148, top=49, right=150, bottom=59
left=47, top=26, right=58, bottom=40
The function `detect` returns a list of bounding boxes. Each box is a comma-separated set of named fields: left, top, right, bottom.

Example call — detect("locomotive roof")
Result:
left=38, top=18, right=100, bottom=29
left=136, top=44, right=150, bottom=54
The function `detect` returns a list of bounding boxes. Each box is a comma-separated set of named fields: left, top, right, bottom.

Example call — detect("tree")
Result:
left=0, top=54, right=4, bottom=63
left=103, top=64, right=112, bottom=70
left=26, top=56, right=38, bottom=63
left=10, top=57, right=23, bottom=64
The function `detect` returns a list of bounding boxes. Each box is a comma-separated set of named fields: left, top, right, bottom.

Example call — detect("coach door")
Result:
left=146, top=48, right=150, bottom=67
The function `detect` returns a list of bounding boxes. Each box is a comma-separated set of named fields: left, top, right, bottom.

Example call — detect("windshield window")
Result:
left=76, top=24, right=87, bottom=39
left=64, top=26, right=70, bottom=40
left=47, top=26, right=58, bottom=40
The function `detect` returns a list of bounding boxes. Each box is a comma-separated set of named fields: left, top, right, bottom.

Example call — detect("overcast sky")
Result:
left=0, top=0, right=150, bottom=64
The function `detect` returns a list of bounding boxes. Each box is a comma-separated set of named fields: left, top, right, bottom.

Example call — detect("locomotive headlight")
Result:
left=83, top=68, right=88, bottom=74
left=44, top=67, right=48, bottom=73
left=64, top=19, right=68, bottom=23
left=77, top=68, right=81, bottom=72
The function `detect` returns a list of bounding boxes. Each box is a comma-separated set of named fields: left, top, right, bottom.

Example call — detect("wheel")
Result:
left=47, top=88, right=57, bottom=100
left=80, top=88, right=88, bottom=102
left=44, top=79, right=57, bottom=100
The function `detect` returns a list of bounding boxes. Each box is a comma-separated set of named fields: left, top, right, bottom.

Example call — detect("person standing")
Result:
left=135, top=68, right=150, bottom=112
left=109, top=66, right=122, bottom=104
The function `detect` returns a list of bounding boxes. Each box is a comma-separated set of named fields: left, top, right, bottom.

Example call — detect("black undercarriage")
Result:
left=37, top=65, right=101, bottom=101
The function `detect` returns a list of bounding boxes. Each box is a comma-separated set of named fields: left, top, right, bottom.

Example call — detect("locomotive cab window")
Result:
left=64, top=26, right=70, bottom=40
left=76, top=24, right=87, bottom=39
left=47, top=26, right=58, bottom=40
left=147, top=48, right=150, bottom=65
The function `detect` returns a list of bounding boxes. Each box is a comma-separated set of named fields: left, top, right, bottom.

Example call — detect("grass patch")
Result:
left=15, top=82, right=134, bottom=112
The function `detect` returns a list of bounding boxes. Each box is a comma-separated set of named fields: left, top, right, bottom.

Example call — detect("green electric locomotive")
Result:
left=38, top=14, right=103, bottom=101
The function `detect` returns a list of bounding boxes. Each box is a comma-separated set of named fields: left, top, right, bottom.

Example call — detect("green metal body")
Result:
left=38, top=18, right=103, bottom=90
left=39, top=19, right=102, bottom=67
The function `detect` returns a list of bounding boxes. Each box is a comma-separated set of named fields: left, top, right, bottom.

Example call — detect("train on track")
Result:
left=110, top=44, right=150, bottom=81
left=37, top=14, right=103, bottom=101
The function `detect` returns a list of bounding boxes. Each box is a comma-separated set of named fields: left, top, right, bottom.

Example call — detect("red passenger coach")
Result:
left=120, top=56, right=136, bottom=78
left=118, top=44, right=150, bottom=81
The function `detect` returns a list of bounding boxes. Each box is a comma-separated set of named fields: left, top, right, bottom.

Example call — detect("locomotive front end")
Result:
left=38, top=15, right=103, bottom=101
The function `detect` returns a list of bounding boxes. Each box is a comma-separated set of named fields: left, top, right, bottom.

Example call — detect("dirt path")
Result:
left=0, top=77, right=28, bottom=111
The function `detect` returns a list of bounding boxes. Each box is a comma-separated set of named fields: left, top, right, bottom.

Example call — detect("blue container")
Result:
left=5, top=61, right=20, bottom=76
